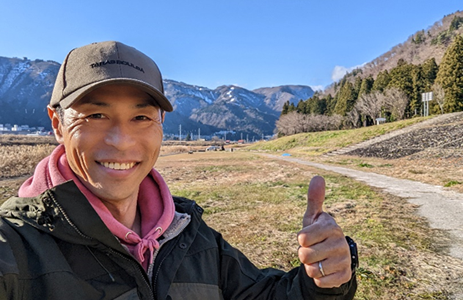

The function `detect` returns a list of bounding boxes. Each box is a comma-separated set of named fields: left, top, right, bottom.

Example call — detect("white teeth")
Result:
left=100, top=162, right=136, bottom=170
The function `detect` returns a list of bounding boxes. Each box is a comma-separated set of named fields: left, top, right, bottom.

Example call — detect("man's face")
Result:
left=49, top=84, right=164, bottom=204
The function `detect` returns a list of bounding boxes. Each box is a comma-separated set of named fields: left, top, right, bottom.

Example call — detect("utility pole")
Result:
left=198, top=128, right=200, bottom=140
left=179, top=125, right=182, bottom=141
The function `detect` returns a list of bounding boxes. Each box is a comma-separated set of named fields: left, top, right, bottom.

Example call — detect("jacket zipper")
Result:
left=151, top=212, right=192, bottom=298
left=47, top=191, right=93, bottom=240
left=107, top=248, right=155, bottom=300
left=152, top=245, right=173, bottom=298
left=48, top=191, right=155, bottom=299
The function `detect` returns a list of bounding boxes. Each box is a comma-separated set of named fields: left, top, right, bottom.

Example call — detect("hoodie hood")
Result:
left=0, top=181, right=126, bottom=253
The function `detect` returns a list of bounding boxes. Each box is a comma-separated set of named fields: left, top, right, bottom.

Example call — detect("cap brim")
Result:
left=58, top=78, right=173, bottom=112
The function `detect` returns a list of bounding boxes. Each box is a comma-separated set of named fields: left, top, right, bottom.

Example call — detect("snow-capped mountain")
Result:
left=0, top=57, right=59, bottom=130
left=164, top=80, right=219, bottom=116
left=254, top=85, right=316, bottom=111
left=0, top=56, right=314, bottom=137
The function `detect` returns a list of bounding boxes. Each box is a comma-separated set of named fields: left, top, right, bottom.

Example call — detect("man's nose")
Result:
left=104, top=123, right=136, bottom=150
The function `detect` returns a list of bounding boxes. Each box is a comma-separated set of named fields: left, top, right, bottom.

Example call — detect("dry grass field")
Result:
left=157, top=151, right=462, bottom=299
left=1, top=134, right=462, bottom=299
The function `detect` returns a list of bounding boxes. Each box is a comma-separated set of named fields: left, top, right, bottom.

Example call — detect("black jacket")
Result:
left=0, top=181, right=356, bottom=299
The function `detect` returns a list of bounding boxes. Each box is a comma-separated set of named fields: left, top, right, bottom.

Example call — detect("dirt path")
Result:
left=263, top=154, right=463, bottom=261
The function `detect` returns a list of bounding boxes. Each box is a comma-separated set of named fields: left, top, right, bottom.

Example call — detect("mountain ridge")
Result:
left=0, top=59, right=314, bottom=138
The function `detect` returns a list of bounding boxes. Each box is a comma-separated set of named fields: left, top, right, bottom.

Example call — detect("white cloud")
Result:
left=331, top=63, right=366, bottom=82
left=310, top=85, right=324, bottom=92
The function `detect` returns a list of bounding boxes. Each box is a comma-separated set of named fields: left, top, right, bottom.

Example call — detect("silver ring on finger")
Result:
left=318, top=261, right=326, bottom=277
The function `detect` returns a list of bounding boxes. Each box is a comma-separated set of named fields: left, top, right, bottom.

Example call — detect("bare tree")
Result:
left=325, top=114, right=343, bottom=131
left=355, top=91, right=384, bottom=123
left=306, top=114, right=342, bottom=132
left=276, top=111, right=303, bottom=136
left=383, top=87, right=408, bottom=120
left=344, top=107, right=360, bottom=129
left=276, top=112, right=344, bottom=136
left=305, top=114, right=323, bottom=132
left=432, top=83, right=446, bottom=114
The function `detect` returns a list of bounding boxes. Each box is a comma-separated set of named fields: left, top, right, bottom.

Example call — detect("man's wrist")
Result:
left=345, top=236, right=358, bottom=273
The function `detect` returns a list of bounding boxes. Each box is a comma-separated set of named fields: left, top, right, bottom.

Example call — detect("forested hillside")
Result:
left=277, top=11, right=463, bottom=136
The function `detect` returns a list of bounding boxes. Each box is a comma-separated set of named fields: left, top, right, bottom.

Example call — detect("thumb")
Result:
left=303, top=175, right=326, bottom=227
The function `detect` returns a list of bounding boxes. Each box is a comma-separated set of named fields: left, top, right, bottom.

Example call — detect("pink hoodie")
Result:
left=19, top=145, right=175, bottom=271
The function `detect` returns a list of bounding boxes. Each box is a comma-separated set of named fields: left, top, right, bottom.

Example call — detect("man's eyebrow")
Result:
left=78, top=98, right=159, bottom=109
left=135, top=102, right=159, bottom=109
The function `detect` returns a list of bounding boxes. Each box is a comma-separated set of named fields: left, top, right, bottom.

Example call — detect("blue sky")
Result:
left=1, top=1, right=462, bottom=91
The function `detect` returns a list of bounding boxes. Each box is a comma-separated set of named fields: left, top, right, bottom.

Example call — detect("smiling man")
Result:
left=0, top=41, right=357, bottom=299
left=51, top=84, right=165, bottom=232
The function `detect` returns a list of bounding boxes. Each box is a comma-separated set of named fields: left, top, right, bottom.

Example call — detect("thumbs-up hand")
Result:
left=297, top=176, right=352, bottom=288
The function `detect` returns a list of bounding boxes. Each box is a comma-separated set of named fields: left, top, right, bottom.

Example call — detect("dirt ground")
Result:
left=314, top=112, right=463, bottom=194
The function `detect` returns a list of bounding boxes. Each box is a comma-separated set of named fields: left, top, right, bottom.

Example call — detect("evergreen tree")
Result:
left=411, top=65, right=425, bottom=115
left=358, top=75, right=374, bottom=97
left=281, top=101, right=290, bottom=116
left=435, top=34, right=463, bottom=112
left=306, top=95, right=318, bottom=115
left=412, top=30, right=426, bottom=44
left=288, top=102, right=297, bottom=113
left=449, top=15, right=463, bottom=31
left=387, top=59, right=414, bottom=115
left=421, top=58, right=439, bottom=90
left=325, top=94, right=336, bottom=116
left=372, top=70, right=391, bottom=92
left=306, top=95, right=327, bottom=115
left=296, top=99, right=307, bottom=114
left=334, top=81, right=356, bottom=116
left=318, top=97, right=327, bottom=115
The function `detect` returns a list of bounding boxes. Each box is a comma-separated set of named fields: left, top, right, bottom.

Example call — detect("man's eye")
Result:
left=88, top=113, right=104, bottom=119
left=134, top=115, right=150, bottom=121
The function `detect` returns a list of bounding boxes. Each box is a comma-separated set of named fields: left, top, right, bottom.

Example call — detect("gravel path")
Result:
left=264, top=154, right=463, bottom=260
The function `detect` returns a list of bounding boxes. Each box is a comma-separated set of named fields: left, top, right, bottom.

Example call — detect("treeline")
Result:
left=278, top=33, right=463, bottom=136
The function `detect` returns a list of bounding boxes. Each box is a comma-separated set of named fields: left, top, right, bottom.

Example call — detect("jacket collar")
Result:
left=1, top=181, right=128, bottom=253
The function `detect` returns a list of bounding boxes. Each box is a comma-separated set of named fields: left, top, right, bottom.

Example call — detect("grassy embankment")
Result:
left=247, top=117, right=429, bottom=154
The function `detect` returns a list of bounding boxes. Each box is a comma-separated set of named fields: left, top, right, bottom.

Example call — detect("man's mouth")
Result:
left=98, top=161, right=137, bottom=170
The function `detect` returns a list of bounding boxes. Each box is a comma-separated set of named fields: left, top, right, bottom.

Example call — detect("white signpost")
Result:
left=422, top=92, right=433, bottom=116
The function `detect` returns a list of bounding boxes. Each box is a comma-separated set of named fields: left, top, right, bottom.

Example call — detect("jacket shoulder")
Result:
left=172, top=196, right=203, bottom=215
left=0, top=218, right=20, bottom=276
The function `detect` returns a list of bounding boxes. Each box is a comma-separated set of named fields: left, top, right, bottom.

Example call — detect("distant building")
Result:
left=376, top=118, right=386, bottom=125
left=0, top=123, right=48, bottom=135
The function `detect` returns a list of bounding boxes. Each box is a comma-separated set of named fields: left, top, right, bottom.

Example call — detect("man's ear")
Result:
left=161, top=111, right=166, bottom=124
left=47, top=105, right=64, bottom=144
